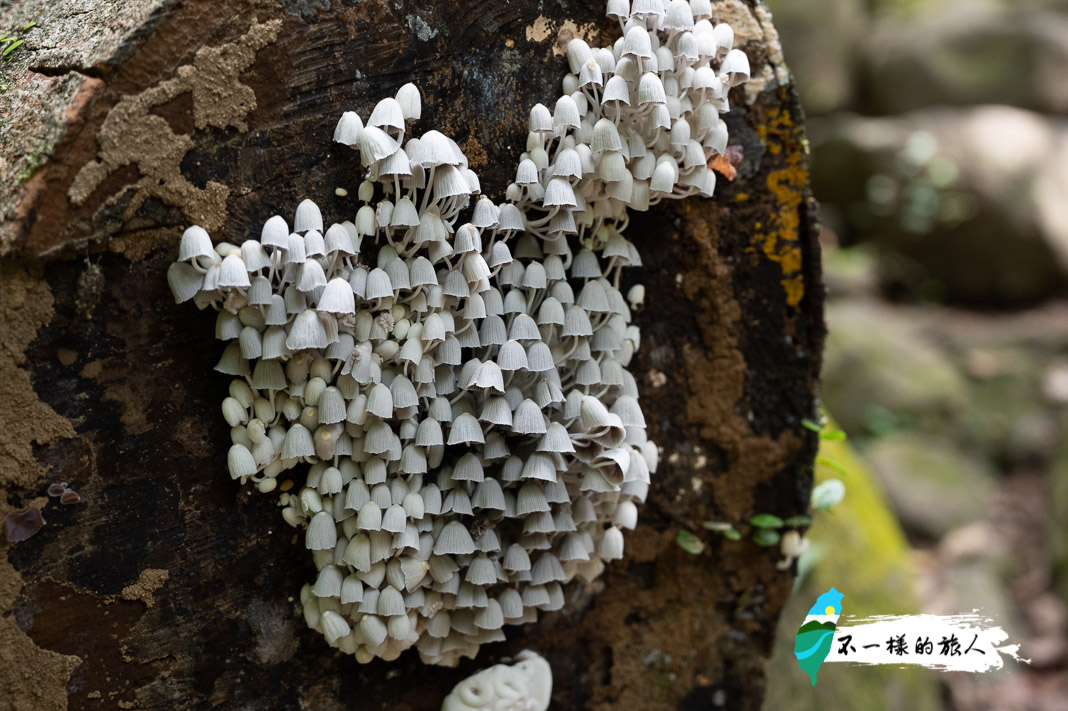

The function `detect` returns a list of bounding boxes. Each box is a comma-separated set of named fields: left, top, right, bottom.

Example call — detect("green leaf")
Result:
left=702, top=521, right=733, bottom=532
left=819, top=430, right=847, bottom=441
left=675, top=530, right=705, bottom=555
left=784, top=515, right=812, bottom=527
left=2, top=38, right=24, bottom=57
left=816, top=455, right=850, bottom=477
left=811, top=478, right=847, bottom=512
left=721, top=528, right=742, bottom=541
left=753, top=529, right=781, bottom=547
left=801, top=418, right=822, bottom=432
left=22, top=21, right=37, bottom=31
left=749, top=513, right=784, bottom=529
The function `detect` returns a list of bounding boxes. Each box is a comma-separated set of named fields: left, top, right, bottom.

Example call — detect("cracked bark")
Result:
left=0, top=1, right=824, bottom=709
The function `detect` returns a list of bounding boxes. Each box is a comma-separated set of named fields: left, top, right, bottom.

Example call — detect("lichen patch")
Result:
left=67, top=19, right=282, bottom=235
left=0, top=264, right=80, bottom=709
left=0, top=556, right=81, bottom=711
left=0, top=264, right=76, bottom=491
left=119, top=568, right=170, bottom=608
left=753, top=104, right=807, bottom=308
left=524, top=16, right=599, bottom=56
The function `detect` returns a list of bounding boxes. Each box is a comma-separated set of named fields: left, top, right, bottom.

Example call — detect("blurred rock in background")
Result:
left=763, top=0, right=1068, bottom=707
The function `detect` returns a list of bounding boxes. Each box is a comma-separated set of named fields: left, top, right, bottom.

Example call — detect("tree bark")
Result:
left=0, top=1, right=824, bottom=710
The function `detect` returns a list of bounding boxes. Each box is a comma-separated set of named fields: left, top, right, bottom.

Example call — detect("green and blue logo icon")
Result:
left=793, top=587, right=844, bottom=686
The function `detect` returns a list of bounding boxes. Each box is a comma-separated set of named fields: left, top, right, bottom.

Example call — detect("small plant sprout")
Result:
left=169, top=0, right=748, bottom=666
left=675, top=529, right=705, bottom=555
left=1, top=20, right=36, bottom=60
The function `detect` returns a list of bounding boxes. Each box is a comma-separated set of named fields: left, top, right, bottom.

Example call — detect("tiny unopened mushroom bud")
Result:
left=222, top=397, right=247, bottom=428
left=780, top=530, right=809, bottom=558
left=626, top=284, right=646, bottom=310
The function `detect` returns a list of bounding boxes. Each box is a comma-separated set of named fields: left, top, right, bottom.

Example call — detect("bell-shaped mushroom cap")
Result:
left=512, top=400, right=546, bottom=435
left=453, top=453, right=485, bottom=483
left=218, top=255, right=251, bottom=288
left=377, top=147, right=413, bottom=177
left=553, top=95, right=581, bottom=132
left=622, top=25, right=654, bottom=60
left=227, top=443, right=256, bottom=479
left=434, top=521, right=476, bottom=555
left=591, top=118, right=623, bottom=153
left=713, top=22, right=734, bottom=52
left=179, top=225, right=215, bottom=262
left=497, top=203, right=525, bottom=231
left=551, top=149, right=582, bottom=180
left=359, top=125, right=401, bottom=164
left=294, top=199, right=324, bottom=233
left=167, top=262, right=203, bottom=304
left=578, top=58, right=603, bottom=88
left=320, top=610, right=352, bottom=644
left=433, top=164, right=472, bottom=201
left=650, top=161, right=677, bottom=193
left=515, top=159, right=540, bottom=185
left=307, top=511, right=338, bottom=550
left=471, top=197, right=500, bottom=228
left=606, top=0, right=629, bottom=20
left=599, top=526, right=625, bottom=560
left=566, top=37, right=593, bottom=73
left=241, top=240, right=271, bottom=271
left=663, top=0, right=694, bottom=31
left=395, top=82, right=422, bottom=120
left=543, top=178, right=577, bottom=208
left=333, top=111, right=364, bottom=146
left=286, top=309, right=328, bottom=350
left=529, top=103, right=553, bottom=133
left=447, top=413, right=485, bottom=445
left=259, top=215, right=290, bottom=248
left=720, top=48, right=751, bottom=86
left=631, top=0, right=664, bottom=17
left=410, top=130, right=465, bottom=167
left=323, top=223, right=356, bottom=255
left=297, top=259, right=327, bottom=292
left=601, top=75, right=631, bottom=105
left=638, top=72, right=667, bottom=105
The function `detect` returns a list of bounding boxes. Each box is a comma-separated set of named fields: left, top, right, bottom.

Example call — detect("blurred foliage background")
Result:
left=760, top=1, right=1068, bottom=709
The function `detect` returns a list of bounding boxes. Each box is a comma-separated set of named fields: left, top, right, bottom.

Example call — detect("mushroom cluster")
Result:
left=168, top=0, right=747, bottom=666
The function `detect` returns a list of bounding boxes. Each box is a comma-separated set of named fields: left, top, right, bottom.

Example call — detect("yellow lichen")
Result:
left=753, top=104, right=808, bottom=307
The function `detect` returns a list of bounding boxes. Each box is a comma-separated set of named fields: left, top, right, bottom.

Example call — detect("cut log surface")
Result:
left=0, top=1, right=824, bottom=710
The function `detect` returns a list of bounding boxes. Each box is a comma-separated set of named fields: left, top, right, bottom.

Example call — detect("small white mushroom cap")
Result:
left=334, top=112, right=364, bottom=147
left=179, top=226, right=215, bottom=262
left=395, top=82, right=422, bottom=120
left=294, top=199, right=324, bottom=233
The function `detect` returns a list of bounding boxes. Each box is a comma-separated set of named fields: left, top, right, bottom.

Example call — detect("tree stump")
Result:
left=0, top=1, right=823, bottom=709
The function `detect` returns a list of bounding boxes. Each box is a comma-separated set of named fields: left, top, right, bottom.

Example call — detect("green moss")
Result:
left=15, top=150, right=45, bottom=184
left=762, top=419, right=942, bottom=711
